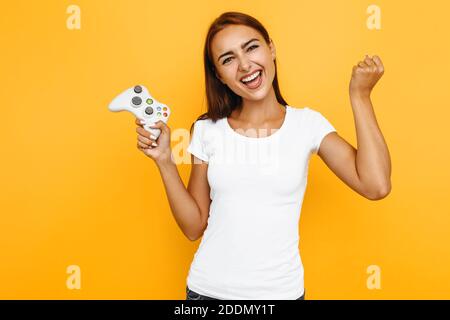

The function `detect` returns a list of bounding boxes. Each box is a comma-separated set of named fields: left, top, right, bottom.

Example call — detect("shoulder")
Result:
left=288, top=106, right=336, bottom=137
left=190, top=117, right=224, bottom=141
left=192, top=117, right=222, bottom=131
left=287, top=105, right=319, bottom=122
left=289, top=105, right=330, bottom=121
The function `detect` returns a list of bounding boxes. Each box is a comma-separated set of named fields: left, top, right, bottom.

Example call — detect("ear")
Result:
left=269, top=38, right=276, bottom=61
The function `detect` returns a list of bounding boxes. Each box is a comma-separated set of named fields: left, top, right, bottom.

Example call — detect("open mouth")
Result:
left=240, top=70, right=263, bottom=89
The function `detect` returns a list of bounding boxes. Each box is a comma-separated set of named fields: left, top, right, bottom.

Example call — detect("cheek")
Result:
left=221, top=71, right=236, bottom=85
left=257, top=54, right=275, bottom=76
left=261, top=57, right=275, bottom=79
left=219, top=65, right=239, bottom=82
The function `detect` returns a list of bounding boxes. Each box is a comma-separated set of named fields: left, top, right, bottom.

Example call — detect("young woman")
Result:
left=135, top=12, right=391, bottom=300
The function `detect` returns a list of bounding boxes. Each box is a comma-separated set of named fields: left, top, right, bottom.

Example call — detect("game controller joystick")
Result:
left=108, top=85, right=171, bottom=139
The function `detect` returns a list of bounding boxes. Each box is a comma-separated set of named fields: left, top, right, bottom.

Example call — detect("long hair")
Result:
left=190, top=11, right=289, bottom=134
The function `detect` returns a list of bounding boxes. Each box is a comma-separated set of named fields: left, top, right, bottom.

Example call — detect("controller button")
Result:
left=132, top=96, right=142, bottom=105
left=146, top=98, right=153, bottom=105
left=157, top=112, right=162, bottom=116
left=163, top=113, right=168, bottom=117
left=145, top=107, right=154, bottom=115
left=134, top=85, right=142, bottom=94
left=157, top=107, right=161, bottom=111
left=163, top=107, right=167, bottom=111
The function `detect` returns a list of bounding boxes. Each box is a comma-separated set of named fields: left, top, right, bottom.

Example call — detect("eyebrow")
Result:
left=217, top=38, right=259, bottom=62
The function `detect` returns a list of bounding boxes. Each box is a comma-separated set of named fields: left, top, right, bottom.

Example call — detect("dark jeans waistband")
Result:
left=186, top=286, right=305, bottom=300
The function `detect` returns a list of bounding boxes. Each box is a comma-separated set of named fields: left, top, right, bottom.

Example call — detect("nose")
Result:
left=238, top=56, right=251, bottom=72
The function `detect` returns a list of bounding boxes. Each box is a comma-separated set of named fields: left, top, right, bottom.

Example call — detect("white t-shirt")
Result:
left=186, top=105, right=336, bottom=300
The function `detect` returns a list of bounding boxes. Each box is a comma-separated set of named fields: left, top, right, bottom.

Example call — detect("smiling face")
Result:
left=211, top=24, right=276, bottom=101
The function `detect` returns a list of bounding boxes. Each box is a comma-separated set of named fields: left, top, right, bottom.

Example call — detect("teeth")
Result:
left=241, top=71, right=261, bottom=83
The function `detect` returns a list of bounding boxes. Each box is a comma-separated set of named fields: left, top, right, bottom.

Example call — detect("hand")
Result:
left=349, top=55, right=384, bottom=97
left=135, top=118, right=173, bottom=166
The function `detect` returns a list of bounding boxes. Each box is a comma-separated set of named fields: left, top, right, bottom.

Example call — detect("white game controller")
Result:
left=108, top=85, right=171, bottom=139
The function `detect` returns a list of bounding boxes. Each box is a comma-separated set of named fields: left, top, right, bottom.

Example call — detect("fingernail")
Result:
left=140, top=119, right=145, bottom=124
left=152, top=142, right=158, bottom=147
left=150, top=135, right=157, bottom=140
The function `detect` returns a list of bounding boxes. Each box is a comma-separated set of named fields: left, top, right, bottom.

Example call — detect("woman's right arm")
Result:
left=135, top=118, right=211, bottom=241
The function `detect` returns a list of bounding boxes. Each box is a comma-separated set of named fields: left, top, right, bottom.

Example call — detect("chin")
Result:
left=247, top=85, right=269, bottom=99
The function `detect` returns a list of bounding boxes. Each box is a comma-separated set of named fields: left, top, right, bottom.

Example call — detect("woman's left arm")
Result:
left=317, top=55, right=392, bottom=200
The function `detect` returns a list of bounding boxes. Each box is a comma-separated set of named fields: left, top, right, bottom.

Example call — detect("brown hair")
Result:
left=189, top=11, right=289, bottom=134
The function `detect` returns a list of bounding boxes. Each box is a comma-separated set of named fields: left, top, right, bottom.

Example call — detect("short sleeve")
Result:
left=187, top=120, right=209, bottom=162
left=308, top=108, right=337, bottom=155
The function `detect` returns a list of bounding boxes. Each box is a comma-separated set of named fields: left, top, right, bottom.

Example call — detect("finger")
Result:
left=364, top=55, right=376, bottom=67
left=135, top=118, right=144, bottom=127
left=138, top=134, right=154, bottom=145
left=136, top=126, right=151, bottom=139
left=372, top=55, right=384, bottom=72
left=358, top=61, right=369, bottom=68
left=364, top=56, right=379, bottom=73
left=137, top=141, right=151, bottom=149
left=149, top=120, right=169, bottom=133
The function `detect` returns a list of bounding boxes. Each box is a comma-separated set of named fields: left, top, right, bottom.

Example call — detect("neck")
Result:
left=234, top=87, right=285, bottom=125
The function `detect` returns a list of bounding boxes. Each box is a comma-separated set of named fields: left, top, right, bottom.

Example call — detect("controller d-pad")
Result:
left=132, top=96, right=142, bottom=106
left=134, top=85, right=142, bottom=94
left=145, top=107, right=154, bottom=115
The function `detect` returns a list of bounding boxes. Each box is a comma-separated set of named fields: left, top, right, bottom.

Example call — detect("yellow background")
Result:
left=1, top=0, right=449, bottom=299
